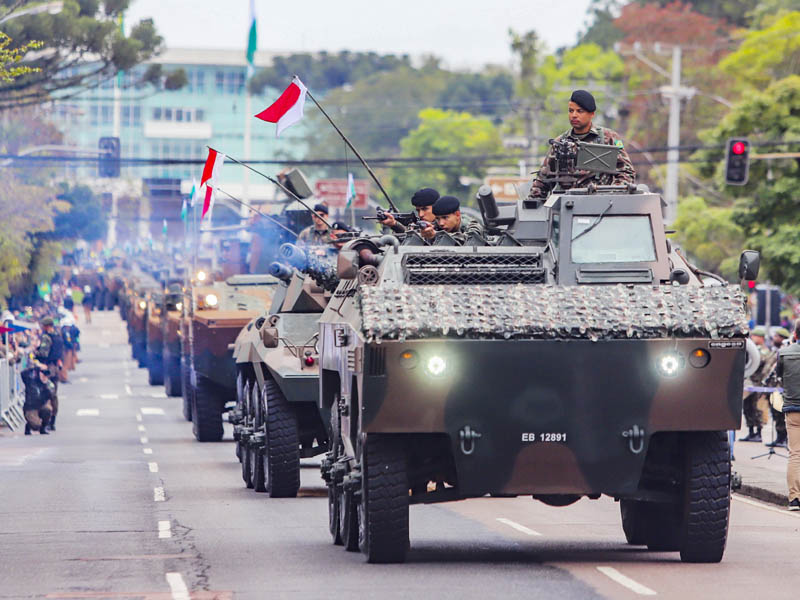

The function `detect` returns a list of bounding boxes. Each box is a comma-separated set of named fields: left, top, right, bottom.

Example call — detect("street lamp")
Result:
left=0, top=2, right=64, bottom=25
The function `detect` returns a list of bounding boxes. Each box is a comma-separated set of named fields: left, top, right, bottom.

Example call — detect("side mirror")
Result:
left=669, top=267, right=690, bottom=285
left=738, top=250, right=760, bottom=281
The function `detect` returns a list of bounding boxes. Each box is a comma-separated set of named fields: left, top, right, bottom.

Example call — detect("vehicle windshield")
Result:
left=571, top=215, right=656, bottom=264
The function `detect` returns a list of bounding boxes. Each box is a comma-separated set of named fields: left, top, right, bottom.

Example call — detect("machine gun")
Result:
left=363, top=209, right=419, bottom=227
left=278, top=243, right=340, bottom=292
left=540, top=138, right=622, bottom=192
left=269, top=261, right=295, bottom=283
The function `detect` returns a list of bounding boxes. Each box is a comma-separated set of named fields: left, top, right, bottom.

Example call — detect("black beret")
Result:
left=432, top=195, right=460, bottom=216
left=570, top=89, right=596, bottom=112
left=411, top=188, right=440, bottom=207
left=313, top=203, right=329, bottom=215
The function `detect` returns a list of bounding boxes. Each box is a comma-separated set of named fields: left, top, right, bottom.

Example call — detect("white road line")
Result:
left=140, top=436, right=149, bottom=444
left=136, top=414, right=142, bottom=422
left=154, top=487, right=165, bottom=502
left=140, top=407, right=165, bottom=415
left=138, top=425, right=146, bottom=432
left=165, top=572, right=189, bottom=600
left=597, top=566, right=657, bottom=596
left=158, top=520, right=172, bottom=539
left=100, top=393, right=119, bottom=400
left=125, top=384, right=132, bottom=396
left=78, top=377, right=88, bottom=383
left=143, top=448, right=153, bottom=455
left=75, top=408, right=99, bottom=417
left=733, top=494, right=800, bottom=518
left=148, top=462, right=159, bottom=473
left=496, top=517, right=542, bottom=536
left=150, top=392, right=167, bottom=399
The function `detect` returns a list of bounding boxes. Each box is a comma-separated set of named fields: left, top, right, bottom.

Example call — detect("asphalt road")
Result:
left=2, top=310, right=799, bottom=600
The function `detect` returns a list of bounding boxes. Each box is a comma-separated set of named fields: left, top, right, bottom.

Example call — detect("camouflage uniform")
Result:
left=437, top=217, right=485, bottom=245
left=35, top=330, right=61, bottom=425
left=527, top=126, right=636, bottom=200
left=297, top=226, right=332, bottom=246
left=743, top=344, right=771, bottom=431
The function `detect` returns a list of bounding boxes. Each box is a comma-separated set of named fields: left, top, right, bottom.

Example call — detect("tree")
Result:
left=578, top=0, right=625, bottom=49
left=50, top=184, right=108, bottom=242
left=635, top=0, right=755, bottom=27
left=0, top=30, right=40, bottom=82
left=388, top=108, right=504, bottom=205
left=0, top=0, right=168, bottom=110
left=694, top=75, right=800, bottom=295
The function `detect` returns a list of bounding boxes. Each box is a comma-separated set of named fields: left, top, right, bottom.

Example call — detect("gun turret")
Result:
left=269, top=261, right=295, bottom=283
left=278, top=243, right=340, bottom=292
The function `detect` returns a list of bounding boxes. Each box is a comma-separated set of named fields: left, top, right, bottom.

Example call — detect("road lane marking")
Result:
left=165, top=572, right=189, bottom=600
left=154, top=487, right=165, bottom=502
left=125, top=384, right=132, bottom=396
left=143, top=448, right=153, bottom=455
left=733, top=494, right=800, bottom=518
left=597, top=567, right=656, bottom=596
left=76, top=408, right=100, bottom=416
left=78, top=377, right=88, bottom=383
left=140, top=407, right=165, bottom=415
left=496, top=517, right=542, bottom=536
left=136, top=414, right=142, bottom=422
left=100, top=394, right=119, bottom=400
left=151, top=392, right=167, bottom=399
left=149, top=462, right=159, bottom=473
left=138, top=425, right=146, bottom=432
left=158, top=520, right=172, bottom=539
left=140, top=436, right=149, bottom=444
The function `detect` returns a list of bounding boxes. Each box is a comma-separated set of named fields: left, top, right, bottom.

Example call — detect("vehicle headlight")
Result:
left=657, top=352, right=684, bottom=377
left=205, top=293, right=218, bottom=307
left=426, top=355, right=447, bottom=377
left=138, top=300, right=147, bottom=310
left=176, top=302, right=183, bottom=312
left=196, top=270, right=207, bottom=282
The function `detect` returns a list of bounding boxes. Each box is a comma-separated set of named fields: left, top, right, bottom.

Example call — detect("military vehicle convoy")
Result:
left=162, top=282, right=185, bottom=397
left=183, top=274, right=279, bottom=442
left=317, top=155, right=758, bottom=563
left=232, top=244, right=337, bottom=497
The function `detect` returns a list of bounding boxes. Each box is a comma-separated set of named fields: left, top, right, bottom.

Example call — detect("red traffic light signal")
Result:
left=724, top=138, right=750, bottom=185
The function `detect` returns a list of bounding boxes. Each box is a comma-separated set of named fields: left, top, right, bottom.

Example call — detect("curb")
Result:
left=735, top=484, right=786, bottom=507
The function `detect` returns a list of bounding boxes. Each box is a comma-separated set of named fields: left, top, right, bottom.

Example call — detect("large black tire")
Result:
left=679, top=431, right=731, bottom=563
left=164, top=356, right=182, bottom=397
left=191, top=375, right=223, bottom=442
left=250, top=381, right=266, bottom=493
left=147, top=352, right=164, bottom=386
left=328, top=485, right=342, bottom=545
left=358, top=436, right=409, bottom=563
left=242, top=441, right=253, bottom=488
left=620, top=500, right=648, bottom=545
left=263, top=379, right=300, bottom=498
left=181, top=358, right=192, bottom=422
left=340, top=487, right=359, bottom=552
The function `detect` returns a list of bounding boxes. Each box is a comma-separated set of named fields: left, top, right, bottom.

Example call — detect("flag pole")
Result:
left=208, top=147, right=334, bottom=230
left=299, top=81, right=398, bottom=212
left=213, top=186, right=298, bottom=238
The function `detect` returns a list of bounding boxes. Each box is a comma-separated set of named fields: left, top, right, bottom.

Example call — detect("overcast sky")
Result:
left=126, top=0, right=594, bottom=69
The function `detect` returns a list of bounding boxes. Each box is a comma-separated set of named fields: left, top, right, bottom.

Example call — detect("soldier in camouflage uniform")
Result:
left=380, top=188, right=439, bottom=240
left=432, top=196, right=484, bottom=243
left=741, top=326, right=770, bottom=442
left=528, top=90, right=635, bottom=201
left=297, top=203, right=333, bottom=246
left=35, top=316, right=63, bottom=430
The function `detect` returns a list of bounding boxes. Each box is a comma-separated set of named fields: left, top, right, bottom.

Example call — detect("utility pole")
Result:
left=663, top=45, right=682, bottom=225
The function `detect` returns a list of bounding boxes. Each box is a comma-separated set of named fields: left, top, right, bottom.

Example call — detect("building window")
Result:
left=164, top=108, right=173, bottom=121
left=133, top=106, right=141, bottom=126
left=216, top=71, right=224, bottom=93
left=153, top=107, right=162, bottom=120
left=175, top=108, right=183, bottom=122
left=90, top=105, right=98, bottom=126
left=121, top=106, right=130, bottom=125
left=195, top=109, right=204, bottom=122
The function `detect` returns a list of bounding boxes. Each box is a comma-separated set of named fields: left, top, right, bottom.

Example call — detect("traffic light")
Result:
left=724, top=137, right=750, bottom=185
left=98, top=136, right=120, bottom=178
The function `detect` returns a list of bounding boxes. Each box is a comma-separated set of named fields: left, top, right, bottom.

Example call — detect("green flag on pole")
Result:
left=180, top=198, right=188, bottom=221
left=345, top=173, right=356, bottom=207
left=162, top=218, right=168, bottom=236
left=246, top=0, right=257, bottom=80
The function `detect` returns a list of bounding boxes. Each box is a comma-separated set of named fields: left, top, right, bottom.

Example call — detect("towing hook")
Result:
left=622, top=425, right=646, bottom=455
left=459, top=426, right=482, bottom=456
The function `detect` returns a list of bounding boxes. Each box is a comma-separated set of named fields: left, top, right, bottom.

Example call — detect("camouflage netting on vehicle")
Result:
left=360, top=283, right=749, bottom=341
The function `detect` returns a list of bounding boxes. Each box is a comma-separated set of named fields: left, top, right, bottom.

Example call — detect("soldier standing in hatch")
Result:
left=527, top=90, right=636, bottom=201
left=297, top=204, right=333, bottom=246
left=380, top=187, right=440, bottom=240
left=431, top=196, right=484, bottom=244
left=35, top=316, right=63, bottom=431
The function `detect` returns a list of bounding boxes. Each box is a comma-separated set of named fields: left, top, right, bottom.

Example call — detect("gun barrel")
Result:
left=269, top=261, right=294, bottom=282
left=278, top=243, right=308, bottom=269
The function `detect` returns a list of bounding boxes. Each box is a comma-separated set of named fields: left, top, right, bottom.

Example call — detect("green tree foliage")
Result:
left=0, top=0, right=167, bottom=110
left=672, top=195, right=744, bottom=279
left=694, top=75, right=800, bottom=294
left=249, top=51, right=412, bottom=95
left=0, top=30, right=40, bottom=82
left=578, top=0, right=625, bottom=49
left=388, top=108, right=504, bottom=205
left=50, top=184, right=108, bottom=242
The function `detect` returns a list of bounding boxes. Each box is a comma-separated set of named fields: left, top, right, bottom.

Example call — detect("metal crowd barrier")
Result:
left=0, top=358, right=25, bottom=431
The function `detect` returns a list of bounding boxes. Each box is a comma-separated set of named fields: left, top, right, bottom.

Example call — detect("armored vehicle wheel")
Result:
left=678, top=431, right=731, bottom=563
left=263, top=379, right=300, bottom=498
left=191, top=375, right=223, bottom=442
left=147, top=352, right=164, bottom=386
left=239, top=379, right=253, bottom=473
left=339, top=486, right=359, bottom=552
left=250, top=382, right=266, bottom=493
left=164, top=358, right=182, bottom=397
left=181, top=359, right=192, bottom=422
left=620, top=500, right=648, bottom=545
left=357, top=436, right=409, bottom=563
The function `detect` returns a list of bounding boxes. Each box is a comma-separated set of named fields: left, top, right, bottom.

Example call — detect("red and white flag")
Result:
left=255, top=76, right=307, bottom=137
left=200, top=148, right=225, bottom=219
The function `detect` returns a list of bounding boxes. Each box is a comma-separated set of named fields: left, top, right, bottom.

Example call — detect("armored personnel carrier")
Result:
left=183, top=274, right=279, bottom=441
left=127, top=279, right=160, bottom=368
left=232, top=244, right=336, bottom=497
left=162, top=282, right=185, bottom=397
left=318, top=172, right=758, bottom=563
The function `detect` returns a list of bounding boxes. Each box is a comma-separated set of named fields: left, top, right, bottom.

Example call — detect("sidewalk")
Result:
left=733, top=421, right=791, bottom=507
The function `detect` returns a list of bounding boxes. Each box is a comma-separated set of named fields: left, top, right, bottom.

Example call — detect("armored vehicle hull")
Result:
left=163, top=309, right=183, bottom=397
left=145, top=297, right=165, bottom=386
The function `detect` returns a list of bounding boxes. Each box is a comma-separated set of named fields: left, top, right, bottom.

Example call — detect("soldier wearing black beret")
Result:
left=528, top=89, right=635, bottom=201
left=298, top=203, right=332, bottom=246
left=380, top=187, right=439, bottom=239
left=431, top=196, right=484, bottom=243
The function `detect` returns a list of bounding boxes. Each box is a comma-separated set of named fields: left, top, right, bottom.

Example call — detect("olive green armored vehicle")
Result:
left=232, top=244, right=337, bottom=497
left=183, top=274, right=279, bottom=441
left=318, top=162, right=758, bottom=563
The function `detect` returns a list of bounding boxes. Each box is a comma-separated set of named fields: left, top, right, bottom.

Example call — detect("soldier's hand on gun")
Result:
left=420, top=221, right=436, bottom=240
left=379, top=213, right=397, bottom=227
